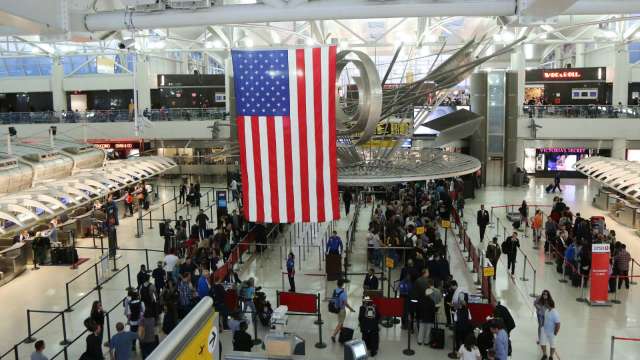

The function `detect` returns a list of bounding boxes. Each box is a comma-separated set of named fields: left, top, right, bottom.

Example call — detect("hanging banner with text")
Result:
left=589, top=243, right=610, bottom=306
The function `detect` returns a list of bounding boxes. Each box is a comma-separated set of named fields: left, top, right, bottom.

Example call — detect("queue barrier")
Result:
left=610, top=336, right=640, bottom=359
left=467, top=303, right=496, bottom=328
left=276, top=291, right=326, bottom=349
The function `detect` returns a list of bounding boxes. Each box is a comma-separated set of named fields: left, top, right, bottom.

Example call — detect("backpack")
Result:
left=501, top=240, right=509, bottom=254
left=404, top=235, right=414, bottom=249
left=129, top=300, right=142, bottom=322
left=328, top=289, right=343, bottom=314
left=238, top=283, right=249, bottom=300
left=398, top=279, right=411, bottom=296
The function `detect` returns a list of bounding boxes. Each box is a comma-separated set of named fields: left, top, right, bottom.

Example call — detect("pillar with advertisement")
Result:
left=589, top=243, right=611, bottom=306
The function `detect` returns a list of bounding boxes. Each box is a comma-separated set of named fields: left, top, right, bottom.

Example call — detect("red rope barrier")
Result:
left=613, top=337, right=640, bottom=342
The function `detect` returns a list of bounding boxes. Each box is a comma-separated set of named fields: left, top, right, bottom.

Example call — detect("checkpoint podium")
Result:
left=325, top=253, right=342, bottom=281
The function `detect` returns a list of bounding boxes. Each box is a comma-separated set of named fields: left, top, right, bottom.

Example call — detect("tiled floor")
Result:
left=1, top=178, right=639, bottom=359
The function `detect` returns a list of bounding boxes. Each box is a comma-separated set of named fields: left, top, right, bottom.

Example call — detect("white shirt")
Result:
left=231, top=180, right=238, bottom=191
left=164, top=254, right=179, bottom=272
left=458, top=345, right=481, bottom=360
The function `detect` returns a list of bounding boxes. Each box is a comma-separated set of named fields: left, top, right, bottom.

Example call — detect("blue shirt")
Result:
left=110, top=331, right=138, bottom=360
left=335, top=288, right=348, bottom=309
left=327, top=236, right=343, bottom=254
left=197, top=275, right=210, bottom=299
left=286, top=258, right=295, bottom=274
left=493, top=329, right=509, bottom=360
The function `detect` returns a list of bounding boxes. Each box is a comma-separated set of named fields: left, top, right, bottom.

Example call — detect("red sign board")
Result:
left=543, top=70, right=582, bottom=80
left=590, top=243, right=610, bottom=305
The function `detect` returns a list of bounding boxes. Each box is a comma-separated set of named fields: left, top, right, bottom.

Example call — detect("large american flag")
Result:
left=232, top=46, right=339, bottom=223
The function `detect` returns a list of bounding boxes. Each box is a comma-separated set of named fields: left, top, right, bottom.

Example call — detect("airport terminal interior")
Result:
left=2, top=0, right=640, bottom=359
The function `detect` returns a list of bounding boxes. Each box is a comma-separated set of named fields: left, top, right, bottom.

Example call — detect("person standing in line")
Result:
left=363, top=268, right=379, bottom=291
left=179, top=182, right=187, bottom=204
left=138, top=310, right=159, bottom=359
left=124, top=191, right=134, bottom=217
left=358, top=297, right=381, bottom=357
left=477, top=205, right=490, bottom=242
left=109, top=322, right=138, bottom=360
left=330, top=279, right=355, bottom=343
left=502, top=232, right=520, bottom=276
left=82, top=319, right=104, bottom=360
left=458, top=333, right=481, bottom=360
left=531, top=209, right=544, bottom=246
left=551, top=173, right=562, bottom=193
left=343, top=188, right=353, bottom=216
left=486, top=238, right=501, bottom=280
left=490, top=319, right=509, bottom=360
left=416, top=287, right=436, bottom=346
left=195, top=209, right=209, bottom=240
left=326, top=231, right=344, bottom=256
left=286, top=252, right=296, bottom=292
left=615, top=244, right=631, bottom=289
left=540, top=298, right=561, bottom=360
left=90, top=301, right=105, bottom=347
left=151, top=261, right=166, bottom=297
left=518, top=200, right=529, bottom=230
left=125, top=292, right=145, bottom=351
left=30, top=340, right=48, bottom=360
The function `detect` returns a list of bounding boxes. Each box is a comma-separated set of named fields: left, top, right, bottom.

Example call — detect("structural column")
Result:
left=50, top=57, right=67, bottom=111
left=574, top=43, right=585, bottom=67
left=510, top=45, right=526, bottom=113
left=611, top=138, right=627, bottom=160
left=612, top=43, right=630, bottom=105
left=135, top=54, right=152, bottom=112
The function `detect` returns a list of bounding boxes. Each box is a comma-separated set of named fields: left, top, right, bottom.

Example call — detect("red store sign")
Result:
left=542, top=70, right=582, bottom=80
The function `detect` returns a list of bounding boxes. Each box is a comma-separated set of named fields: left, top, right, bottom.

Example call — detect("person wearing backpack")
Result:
left=486, top=238, right=501, bottom=280
left=330, top=279, right=355, bottom=343
left=125, top=292, right=145, bottom=352
left=502, top=233, right=520, bottom=276
left=358, top=297, right=381, bottom=356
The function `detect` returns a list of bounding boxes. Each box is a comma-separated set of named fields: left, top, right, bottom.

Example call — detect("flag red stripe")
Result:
left=312, top=47, right=325, bottom=222
left=251, top=116, right=264, bottom=222
left=328, top=46, right=339, bottom=219
left=296, top=49, right=310, bottom=222
left=283, top=116, right=295, bottom=222
left=266, top=116, right=280, bottom=223
left=237, top=117, right=250, bottom=220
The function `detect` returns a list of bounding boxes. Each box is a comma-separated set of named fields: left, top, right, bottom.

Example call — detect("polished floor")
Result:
left=0, top=178, right=639, bottom=359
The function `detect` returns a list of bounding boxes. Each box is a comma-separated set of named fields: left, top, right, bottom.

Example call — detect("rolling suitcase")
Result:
left=545, top=184, right=553, bottom=193
left=512, top=220, right=521, bottom=230
left=429, top=327, right=445, bottom=349
left=338, top=327, right=354, bottom=344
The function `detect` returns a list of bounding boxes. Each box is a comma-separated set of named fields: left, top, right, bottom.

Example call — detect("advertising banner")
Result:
left=589, top=243, right=610, bottom=306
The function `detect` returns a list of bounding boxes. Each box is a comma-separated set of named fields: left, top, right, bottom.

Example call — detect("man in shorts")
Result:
left=539, top=299, right=560, bottom=360
left=331, top=279, right=355, bottom=343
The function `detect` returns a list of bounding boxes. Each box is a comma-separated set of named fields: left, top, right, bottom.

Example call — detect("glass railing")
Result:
left=168, top=155, right=239, bottom=166
left=521, top=105, right=640, bottom=119
left=0, top=108, right=228, bottom=124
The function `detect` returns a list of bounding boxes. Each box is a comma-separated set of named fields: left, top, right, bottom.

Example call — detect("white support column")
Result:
left=612, top=43, right=630, bottom=105
left=510, top=45, right=526, bottom=114
left=612, top=138, right=627, bottom=160
left=554, top=47, right=563, bottom=68
left=135, top=54, right=152, bottom=113
left=574, top=43, right=585, bottom=67
left=50, top=57, right=66, bottom=111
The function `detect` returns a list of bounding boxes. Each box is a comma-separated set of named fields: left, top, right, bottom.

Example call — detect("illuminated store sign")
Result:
left=539, top=148, right=586, bottom=153
left=543, top=70, right=582, bottom=80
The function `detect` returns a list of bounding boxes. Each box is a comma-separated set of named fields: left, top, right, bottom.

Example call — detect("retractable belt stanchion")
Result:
left=611, top=276, right=622, bottom=304
left=276, top=291, right=326, bottom=348
left=576, top=275, right=587, bottom=303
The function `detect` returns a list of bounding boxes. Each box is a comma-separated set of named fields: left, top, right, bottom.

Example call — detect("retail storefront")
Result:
left=88, top=138, right=148, bottom=159
left=525, top=67, right=610, bottom=105
left=523, top=147, right=611, bottom=177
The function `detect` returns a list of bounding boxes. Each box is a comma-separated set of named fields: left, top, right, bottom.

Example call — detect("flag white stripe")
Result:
left=258, top=116, right=272, bottom=223
left=288, top=50, right=302, bottom=222
left=321, top=46, right=333, bottom=221
left=304, top=48, right=318, bottom=222
left=274, top=116, right=287, bottom=222
left=244, top=116, right=257, bottom=221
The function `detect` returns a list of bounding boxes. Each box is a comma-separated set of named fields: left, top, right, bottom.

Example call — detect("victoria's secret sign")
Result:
left=526, top=67, right=605, bottom=82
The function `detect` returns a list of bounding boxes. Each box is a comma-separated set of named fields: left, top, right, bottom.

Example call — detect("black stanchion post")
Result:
left=126, top=264, right=132, bottom=289
left=314, top=294, right=324, bottom=325
left=105, top=312, right=112, bottom=346
left=112, top=253, right=118, bottom=271
left=148, top=212, right=153, bottom=229
left=145, top=249, right=150, bottom=270
left=94, top=263, right=101, bottom=291
left=13, top=344, right=18, bottom=360
left=60, top=312, right=70, bottom=345
left=25, top=309, right=35, bottom=343
left=315, top=294, right=327, bottom=348
left=520, top=255, right=529, bottom=282
left=402, top=299, right=416, bottom=356
left=576, top=275, right=586, bottom=303
left=252, top=311, right=262, bottom=346
left=65, top=283, right=73, bottom=312
left=611, top=276, right=621, bottom=304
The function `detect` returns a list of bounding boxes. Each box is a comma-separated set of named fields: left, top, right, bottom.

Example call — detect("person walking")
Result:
left=30, top=340, right=48, bottom=360
left=486, top=238, right=501, bottom=280
left=615, top=244, right=631, bottom=289
left=534, top=290, right=552, bottom=344
left=195, top=209, right=209, bottom=240
left=518, top=200, right=529, bottom=231
left=551, top=173, right=562, bottom=193
left=343, top=188, right=353, bottom=216
left=287, top=252, right=296, bottom=292
left=138, top=310, right=159, bottom=359
left=502, top=232, right=520, bottom=276
left=179, top=182, right=187, bottom=204
left=82, top=319, right=104, bottom=360
left=330, top=279, right=355, bottom=343
left=358, top=297, right=381, bottom=357
left=540, top=298, right=561, bottom=360
left=477, top=205, right=490, bottom=242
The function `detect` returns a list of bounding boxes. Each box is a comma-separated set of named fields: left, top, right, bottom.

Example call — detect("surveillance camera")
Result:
left=118, top=39, right=136, bottom=50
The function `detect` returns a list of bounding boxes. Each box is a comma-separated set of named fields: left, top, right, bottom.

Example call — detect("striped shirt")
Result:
left=615, top=250, right=631, bottom=272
